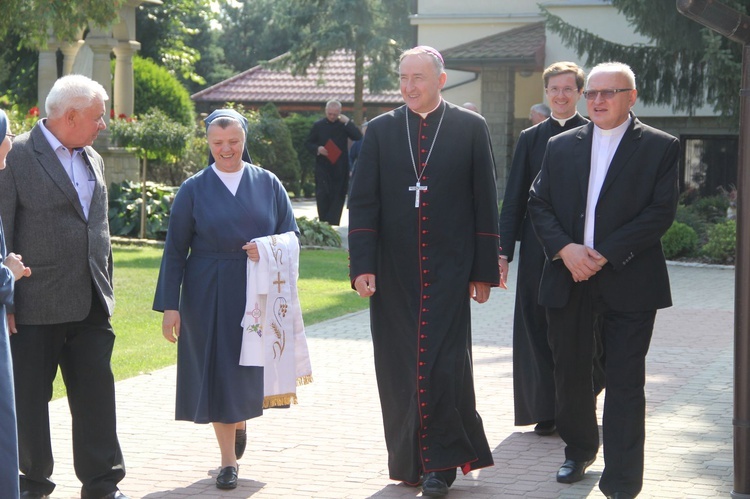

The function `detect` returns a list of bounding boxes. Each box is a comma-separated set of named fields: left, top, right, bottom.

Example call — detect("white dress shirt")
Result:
left=584, top=117, right=631, bottom=248
left=39, top=120, right=95, bottom=220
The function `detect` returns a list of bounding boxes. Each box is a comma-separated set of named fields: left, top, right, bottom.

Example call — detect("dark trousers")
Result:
left=10, top=292, right=125, bottom=497
left=315, top=162, right=348, bottom=226
left=547, top=279, right=655, bottom=497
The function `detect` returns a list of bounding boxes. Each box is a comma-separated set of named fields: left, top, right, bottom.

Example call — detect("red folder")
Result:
left=324, top=139, right=342, bottom=165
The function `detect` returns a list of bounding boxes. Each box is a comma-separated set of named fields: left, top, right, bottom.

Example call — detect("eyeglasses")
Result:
left=583, top=88, right=634, bottom=100
left=5, top=132, right=16, bottom=142
left=545, top=86, right=578, bottom=96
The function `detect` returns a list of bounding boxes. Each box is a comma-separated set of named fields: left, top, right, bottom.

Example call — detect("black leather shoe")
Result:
left=607, top=493, right=635, bottom=499
left=556, top=458, right=594, bottom=483
left=20, top=492, right=49, bottom=499
left=421, top=471, right=449, bottom=497
left=534, top=420, right=557, bottom=436
left=100, top=491, right=130, bottom=499
left=235, top=426, right=247, bottom=460
left=216, top=465, right=238, bottom=489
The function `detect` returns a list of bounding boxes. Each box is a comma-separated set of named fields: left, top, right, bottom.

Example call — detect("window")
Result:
left=681, top=135, right=737, bottom=198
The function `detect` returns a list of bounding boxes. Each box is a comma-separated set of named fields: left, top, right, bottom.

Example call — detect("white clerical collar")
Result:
left=550, top=112, right=580, bottom=127
left=594, top=116, right=632, bottom=137
left=414, top=99, right=444, bottom=119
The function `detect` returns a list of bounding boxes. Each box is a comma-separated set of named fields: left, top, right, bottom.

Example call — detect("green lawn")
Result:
left=51, top=245, right=366, bottom=399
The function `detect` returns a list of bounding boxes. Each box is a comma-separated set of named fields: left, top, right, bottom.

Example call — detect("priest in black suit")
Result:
left=305, top=99, right=362, bottom=225
left=348, top=46, right=500, bottom=497
left=528, top=62, right=679, bottom=498
left=499, top=61, right=588, bottom=436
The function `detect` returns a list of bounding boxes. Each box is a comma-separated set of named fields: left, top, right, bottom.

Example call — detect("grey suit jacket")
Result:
left=0, top=124, right=114, bottom=324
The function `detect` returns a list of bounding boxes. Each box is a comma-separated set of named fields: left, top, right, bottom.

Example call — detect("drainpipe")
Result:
left=676, top=1, right=750, bottom=497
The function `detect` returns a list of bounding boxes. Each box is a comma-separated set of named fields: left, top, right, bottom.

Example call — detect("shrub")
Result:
left=246, top=103, right=301, bottom=195
left=674, top=204, right=709, bottom=242
left=661, top=221, right=698, bottom=260
left=296, top=216, right=341, bottom=248
left=284, top=113, right=317, bottom=197
left=702, top=219, right=736, bottom=264
left=149, top=134, right=207, bottom=186
left=691, top=194, right=730, bottom=225
left=4, top=105, right=39, bottom=135
left=109, top=108, right=193, bottom=161
left=126, top=56, right=195, bottom=127
left=109, top=180, right=177, bottom=240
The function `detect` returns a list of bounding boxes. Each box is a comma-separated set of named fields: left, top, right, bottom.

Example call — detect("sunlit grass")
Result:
left=51, top=245, right=366, bottom=399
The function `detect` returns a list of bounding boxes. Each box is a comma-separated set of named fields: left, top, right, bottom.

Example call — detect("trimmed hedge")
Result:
left=662, top=221, right=698, bottom=260
left=702, top=220, right=736, bottom=264
left=128, top=56, right=195, bottom=127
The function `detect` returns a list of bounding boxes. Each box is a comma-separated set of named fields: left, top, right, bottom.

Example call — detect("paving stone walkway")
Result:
left=42, top=202, right=737, bottom=498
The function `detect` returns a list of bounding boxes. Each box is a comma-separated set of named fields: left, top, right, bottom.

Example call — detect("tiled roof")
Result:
left=191, top=50, right=403, bottom=106
left=441, top=22, right=546, bottom=71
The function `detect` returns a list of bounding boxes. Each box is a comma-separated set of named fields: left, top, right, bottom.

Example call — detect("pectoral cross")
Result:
left=273, top=272, right=286, bottom=293
left=408, top=181, right=428, bottom=208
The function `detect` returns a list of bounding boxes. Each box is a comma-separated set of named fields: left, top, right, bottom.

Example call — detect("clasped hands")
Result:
left=558, top=243, right=607, bottom=282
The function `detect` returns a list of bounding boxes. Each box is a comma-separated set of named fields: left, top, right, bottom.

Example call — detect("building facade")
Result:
left=414, top=0, right=737, bottom=197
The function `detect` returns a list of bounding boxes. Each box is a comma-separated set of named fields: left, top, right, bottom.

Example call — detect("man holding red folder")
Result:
left=305, top=100, right=362, bottom=225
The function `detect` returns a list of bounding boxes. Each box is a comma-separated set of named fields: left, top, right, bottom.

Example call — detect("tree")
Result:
left=267, top=0, right=413, bottom=124
left=109, top=108, right=193, bottom=238
left=136, top=0, right=221, bottom=91
left=0, top=0, right=123, bottom=49
left=0, top=35, right=38, bottom=111
left=216, top=0, right=301, bottom=73
left=542, top=0, right=748, bottom=120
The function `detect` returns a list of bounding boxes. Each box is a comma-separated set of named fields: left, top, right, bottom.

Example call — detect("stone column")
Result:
left=481, top=66, right=515, bottom=197
left=85, top=28, right=117, bottom=149
left=112, top=41, right=141, bottom=119
left=37, top=39, right=59, bottom=118
left=59, top=40, right=85, bottom=76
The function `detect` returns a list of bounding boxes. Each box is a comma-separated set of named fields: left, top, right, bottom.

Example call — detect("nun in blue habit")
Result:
left=0, top=109, right=32, bottom=498
left=153, top=109, right=298, bottom=490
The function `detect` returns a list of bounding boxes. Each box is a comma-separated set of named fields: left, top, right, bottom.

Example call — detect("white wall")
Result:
left=413, top=0, right=717, bottom=118
left=545, top=3, right=715, bottom=117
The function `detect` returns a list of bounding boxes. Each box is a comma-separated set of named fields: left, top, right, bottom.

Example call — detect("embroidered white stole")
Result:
left=240, top=231, right=313, bottom=407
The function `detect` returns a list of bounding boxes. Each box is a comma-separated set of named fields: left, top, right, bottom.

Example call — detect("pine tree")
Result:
left=543, top=0, right=748, bottom=121
left=266, top=0, right=413, bottom=125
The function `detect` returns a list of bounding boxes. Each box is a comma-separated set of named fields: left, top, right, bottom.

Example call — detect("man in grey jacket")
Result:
left=0, top=75, right=127, bottom=499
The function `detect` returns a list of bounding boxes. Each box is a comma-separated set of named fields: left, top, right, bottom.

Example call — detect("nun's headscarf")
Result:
left=0, top=110, right=8, bottom=141
left=204, top=109, right=252, bottom=164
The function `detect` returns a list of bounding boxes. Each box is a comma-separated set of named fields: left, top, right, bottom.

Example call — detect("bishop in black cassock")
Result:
left=348, top=46, right=500, bottom=493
